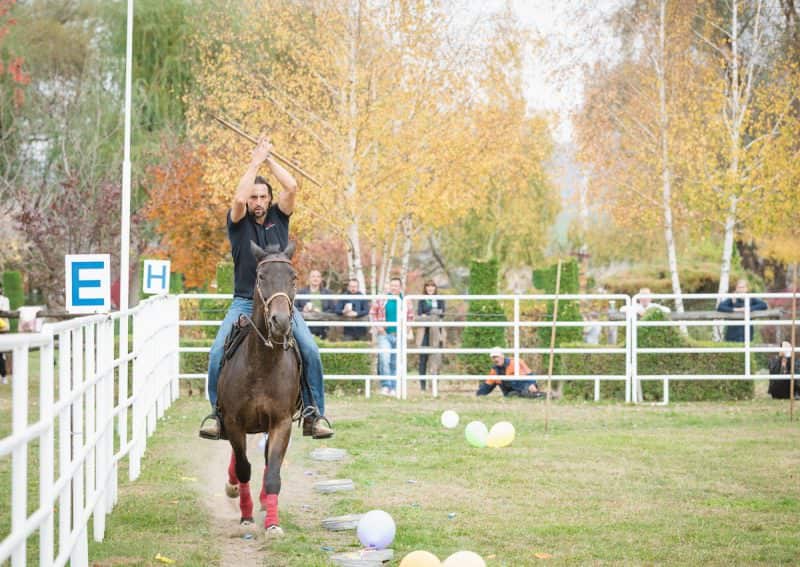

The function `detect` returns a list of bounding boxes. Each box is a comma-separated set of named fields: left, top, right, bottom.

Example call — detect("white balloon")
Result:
left=440, top=410, right=459, bottom=429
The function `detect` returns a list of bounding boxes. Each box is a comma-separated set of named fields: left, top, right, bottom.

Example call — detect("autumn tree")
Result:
left=143, top=143, right=229, bottom=289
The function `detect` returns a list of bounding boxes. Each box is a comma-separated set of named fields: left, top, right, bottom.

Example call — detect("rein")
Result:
left=250, top=257, right=296, bottom=350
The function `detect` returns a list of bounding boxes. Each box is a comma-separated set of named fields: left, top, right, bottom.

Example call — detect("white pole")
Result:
left=121, top=0, right=134, bottom=480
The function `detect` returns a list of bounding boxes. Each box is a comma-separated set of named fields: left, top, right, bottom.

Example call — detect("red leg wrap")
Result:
left=259, top=466, right=269, bottom=510
left=239, top=482, right=253, bottom=519
left=228, top=452, right=238, bottom=485
left=264, top=494, right=279, bottom=527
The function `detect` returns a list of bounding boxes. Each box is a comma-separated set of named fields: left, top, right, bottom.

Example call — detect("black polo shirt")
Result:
left=227, top=205, right=290, bottom=299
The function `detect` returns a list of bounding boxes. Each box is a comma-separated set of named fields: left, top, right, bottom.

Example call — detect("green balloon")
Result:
left=464, top=421, right=488, bottom=448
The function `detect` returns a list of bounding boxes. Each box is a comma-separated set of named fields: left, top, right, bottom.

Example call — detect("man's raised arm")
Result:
left=231, top=136, right=273, bottom=223
left=268, top=156, right=298, bottom=216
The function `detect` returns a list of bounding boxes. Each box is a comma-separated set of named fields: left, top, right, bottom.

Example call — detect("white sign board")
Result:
left=65, top=254, right=111, bottom=314
left=142, top=260, right=171, bottom=295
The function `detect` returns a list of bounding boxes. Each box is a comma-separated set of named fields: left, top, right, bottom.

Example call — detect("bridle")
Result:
left=250, top=257, right=296, bottom=350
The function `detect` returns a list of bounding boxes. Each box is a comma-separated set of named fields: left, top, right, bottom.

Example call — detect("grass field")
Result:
left=3, top=377, right=800, bottom=566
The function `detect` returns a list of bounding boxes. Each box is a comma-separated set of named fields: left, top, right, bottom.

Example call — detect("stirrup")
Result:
left=199, top=413, right=224, bottom=440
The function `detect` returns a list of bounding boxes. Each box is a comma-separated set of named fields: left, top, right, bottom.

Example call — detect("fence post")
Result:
left=745, top=295, right=751, bottom=378
left=130, top=310, right=142, bottom=481
left=513, top=298, right=520, bottom=383
left=39, top=337, right=55, bottom=564
left=57, top=331, right=72, bottom=562
left=399, top=295, right=407, bottom=400
left=11, top=346, right=29, bottom=567
left=71, top=326, right=89, bottom=565
left=630, top=298, right=639, bottom=403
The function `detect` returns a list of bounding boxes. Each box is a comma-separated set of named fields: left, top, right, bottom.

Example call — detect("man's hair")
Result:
left=254, top=175, right=274, bottom=200
left=390, top=276, right=402, bottom=284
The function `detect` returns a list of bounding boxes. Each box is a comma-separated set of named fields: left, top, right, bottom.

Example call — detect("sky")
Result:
left=471, top=0, right=622, bottom=143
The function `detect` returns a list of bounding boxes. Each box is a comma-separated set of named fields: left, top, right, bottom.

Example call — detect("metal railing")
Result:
left=177, top=293, right=632, bottom=401
left=0, top=295, right=179, bottom=567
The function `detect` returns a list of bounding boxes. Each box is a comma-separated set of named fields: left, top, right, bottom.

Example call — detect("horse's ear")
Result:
left=250, top=241, right=267, bottom=262
left=284, top=241, right=296, bottom=260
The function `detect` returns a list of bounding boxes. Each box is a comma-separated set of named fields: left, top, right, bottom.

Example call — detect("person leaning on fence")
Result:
left=295, top=269, right=336, bottom=339
left=370, top=277, right=406, bottom=396
left=768, top=341, right=800, bottom=400
left=335, top=278, right=370, bottom=340
left=716, top=279, right=768, bottom=342
left=620, top=287, right=671, bottom=318
left=477, top=347, right=544, bottom=398
left=416, top=280, right=446, bottom=391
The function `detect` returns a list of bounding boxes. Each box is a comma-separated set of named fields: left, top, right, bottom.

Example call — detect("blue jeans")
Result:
left=378, top=332, right=397, bottom=390
left=207, top=299, right=325, bottom=415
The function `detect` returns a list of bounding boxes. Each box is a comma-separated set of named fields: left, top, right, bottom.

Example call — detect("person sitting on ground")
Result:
left=335, top=278, right=370, bottom=340
left=295, top=269, right=336, bottom=339
left=716, top=279, right=768, bottom=342
left=620, top=287, right=671, bottom=318
left=768, top=341, right=800, bottom=400
left=477, top=347, right=544, bottom=398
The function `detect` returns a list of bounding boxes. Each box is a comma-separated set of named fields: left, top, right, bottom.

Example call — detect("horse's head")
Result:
left=250, top=241, right=297, bottom=344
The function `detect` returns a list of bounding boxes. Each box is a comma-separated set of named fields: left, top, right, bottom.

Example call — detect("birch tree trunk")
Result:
left=399, top=216, right=413, bottom=288
left=344, top=0, right=366, bottom=294
left=656, top=0, right=685, bottom=315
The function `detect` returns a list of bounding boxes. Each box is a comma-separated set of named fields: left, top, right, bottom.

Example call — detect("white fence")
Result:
left=176, top=291, right=797, bottom=403
left=0, top=295, right=179, bottom=567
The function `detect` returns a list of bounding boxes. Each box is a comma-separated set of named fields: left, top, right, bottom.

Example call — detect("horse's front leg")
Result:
left=228, top=433, right=253, bottom=525
left=263, top=418, right=292, bottom=536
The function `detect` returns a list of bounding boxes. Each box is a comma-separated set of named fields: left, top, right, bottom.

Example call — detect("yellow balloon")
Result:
left=487, top=421, right=515, bottom=448
left=399, top=550, right=442, bottom=567
left=442, top=550, right=486, bottom=567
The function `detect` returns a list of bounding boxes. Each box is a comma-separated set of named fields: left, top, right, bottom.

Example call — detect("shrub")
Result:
left=461, top=259, right=505, bottom=374
left=533, top=260, right=582, bottom=375
left=557, top=311, right=755, bottom=401
left=318, top=338, right=371, bottom=395
left=2, top=271, right=24, bottom=332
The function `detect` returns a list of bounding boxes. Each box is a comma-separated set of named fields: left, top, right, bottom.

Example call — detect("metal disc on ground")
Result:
left=330, top=549, right=394, bottom=566
left=310, top=447, right=348, bottom=461
left=322, top=514, right=363, bottom=531
left=313, top=479, right=355, bottom=493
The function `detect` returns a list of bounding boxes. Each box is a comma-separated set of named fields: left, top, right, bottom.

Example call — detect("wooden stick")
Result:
left=790, top=262, right=797, bottom=422
left=544, top=259, right=563, bottom=434
left=210, top=114, right=323, bottom=187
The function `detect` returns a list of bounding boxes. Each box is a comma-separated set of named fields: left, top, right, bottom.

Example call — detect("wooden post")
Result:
left=544, top=260, right=562, bottom=434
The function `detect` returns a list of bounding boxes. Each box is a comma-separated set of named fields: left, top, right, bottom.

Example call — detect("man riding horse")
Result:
left=200, top=134, right=333, bottom=440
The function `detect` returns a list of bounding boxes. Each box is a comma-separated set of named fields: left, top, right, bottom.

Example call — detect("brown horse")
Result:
left=217, top=241, right=300, bottom=537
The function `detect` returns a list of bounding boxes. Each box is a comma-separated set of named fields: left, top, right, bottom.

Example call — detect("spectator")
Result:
left=768, top=341, right=800, bottom=399
left=0, top=283, right=9, bottom=385
left=335, top=278, right=370, bottom=340
left=370, top=277, right=404, bottom=396
left=295, top=269, right=335, bottom=339
left=717, top=279, right=768, bottom=342
left=620, top=287, right=671, bottom=317
left=477, top=347, right=544, bottom=398
left=416, top=280, right=446, bottom=391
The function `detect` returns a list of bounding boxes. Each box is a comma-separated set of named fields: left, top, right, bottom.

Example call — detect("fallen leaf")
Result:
left=534, top=552, right=553, bottom=559
left=154, top=553, right=176, bottom=564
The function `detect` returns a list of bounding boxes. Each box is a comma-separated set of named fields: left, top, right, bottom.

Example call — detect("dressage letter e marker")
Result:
left=65, top=254, right=111, bottom=314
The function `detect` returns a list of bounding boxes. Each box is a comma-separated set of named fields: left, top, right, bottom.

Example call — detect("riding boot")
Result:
left=302, top=415, right=334, bottom=439
left=199, top=410, right=225, bottom=440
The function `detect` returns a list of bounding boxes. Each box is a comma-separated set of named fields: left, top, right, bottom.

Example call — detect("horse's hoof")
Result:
left=264, top=525, right=284, bottom=538
left=235, top=518, right=256, bottom=537
left=225, top=482, right=239, bottom=498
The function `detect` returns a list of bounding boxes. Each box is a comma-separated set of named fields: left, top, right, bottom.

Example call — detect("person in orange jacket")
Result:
left=476, top=347, right=544, bottom=398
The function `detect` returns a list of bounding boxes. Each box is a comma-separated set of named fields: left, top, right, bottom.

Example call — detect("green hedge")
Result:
left=461, top=259, right=505, bottom=374
left=318, top=339, right=371, bottom=395
left=179, top=337, right=371, bottom=395
left=2, top=271, right=24, bottom=332
left=533, top=260, right=581, bottom=374
left=557, top=310, right=755, bottom=401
